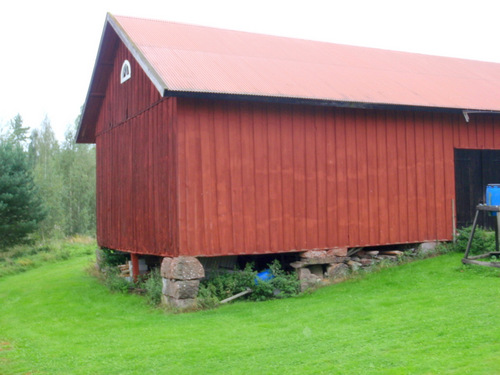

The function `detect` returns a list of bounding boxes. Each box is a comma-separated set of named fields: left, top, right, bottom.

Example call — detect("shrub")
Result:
left=455, top=226, right=495, bottom=255
left=100, top=248, right=129, bottom=267
left=198, top=260, right=300, bottom=306
left=103, top=267, right=130, bottom=294
left=141, top=268, right=163, bottom=306
left=197, top=284, right=219, bottom=309
left=202, top=263, right=256, bottom=301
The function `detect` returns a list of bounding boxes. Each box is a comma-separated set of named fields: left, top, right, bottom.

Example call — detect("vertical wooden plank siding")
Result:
left=96, top=98, right=178, bottom=256
left=92, top=44, right=500, bottom=258
left=94, top=42, right=178, bottom=256
left=176, top=98, right=500, bottom=257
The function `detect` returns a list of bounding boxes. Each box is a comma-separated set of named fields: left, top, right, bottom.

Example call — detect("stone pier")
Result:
left=160, top=256, right=205, bottom=309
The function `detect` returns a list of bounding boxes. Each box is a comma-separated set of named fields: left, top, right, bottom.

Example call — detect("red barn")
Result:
left=78, top=14, right=500, bottom=299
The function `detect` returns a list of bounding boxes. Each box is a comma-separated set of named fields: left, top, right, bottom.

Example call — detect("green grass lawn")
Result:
left=0, top=252, right=499, bottom=374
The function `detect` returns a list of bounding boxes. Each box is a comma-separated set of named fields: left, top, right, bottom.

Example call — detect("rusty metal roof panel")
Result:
left=111, top=14, right=500, bottom=111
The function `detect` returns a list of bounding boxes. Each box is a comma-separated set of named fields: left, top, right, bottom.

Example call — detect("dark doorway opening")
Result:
left=454, top=149, right=500, bottom=229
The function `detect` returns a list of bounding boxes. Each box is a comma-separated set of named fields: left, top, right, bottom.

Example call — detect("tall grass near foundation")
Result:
left=0, top=236, right=95, bottom=278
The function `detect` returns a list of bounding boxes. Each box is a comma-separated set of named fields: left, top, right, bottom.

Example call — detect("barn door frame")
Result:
left=454, top=148, right=500, bottom=229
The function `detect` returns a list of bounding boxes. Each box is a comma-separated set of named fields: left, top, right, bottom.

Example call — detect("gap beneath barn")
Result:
left=97, top=241, right=439, bottom=309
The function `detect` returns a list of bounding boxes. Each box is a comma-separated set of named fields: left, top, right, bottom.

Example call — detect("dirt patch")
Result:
left=0, top=341, right=12, bottom=351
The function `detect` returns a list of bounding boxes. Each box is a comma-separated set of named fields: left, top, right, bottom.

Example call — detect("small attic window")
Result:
left=120, top=60, right=131, bottom=83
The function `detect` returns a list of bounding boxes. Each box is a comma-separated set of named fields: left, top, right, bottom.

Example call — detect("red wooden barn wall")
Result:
left=95, top=42, right=179, bottom=256
left=93, top=40, right=500, bottom=258
left=176, top=98, right=500, bottom=257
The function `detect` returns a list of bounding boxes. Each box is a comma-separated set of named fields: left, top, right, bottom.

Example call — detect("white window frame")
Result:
left=120, top=60, right=131, bottom=83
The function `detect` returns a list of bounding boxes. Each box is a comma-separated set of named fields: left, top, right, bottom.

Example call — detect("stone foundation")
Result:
left=293, top=244, right=433, bottom=291
left=160, top=256, right=204, bottom=309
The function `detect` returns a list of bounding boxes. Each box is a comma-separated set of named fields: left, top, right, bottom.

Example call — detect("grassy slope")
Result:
left=0, top=253, right=499, bottom=375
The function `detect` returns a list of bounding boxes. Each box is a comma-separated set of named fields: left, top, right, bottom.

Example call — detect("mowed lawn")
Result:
left=0, top=252, right=499, bottom=374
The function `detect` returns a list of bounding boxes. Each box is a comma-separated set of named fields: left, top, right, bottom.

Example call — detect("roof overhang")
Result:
left=77, top=14, right=500, bottom=144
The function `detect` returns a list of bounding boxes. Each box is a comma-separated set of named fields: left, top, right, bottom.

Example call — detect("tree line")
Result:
left=0, top=113, right=96, bottom=249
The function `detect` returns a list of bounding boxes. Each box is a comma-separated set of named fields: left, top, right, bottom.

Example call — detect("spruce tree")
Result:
left=0, top=141, right=45, bottom=248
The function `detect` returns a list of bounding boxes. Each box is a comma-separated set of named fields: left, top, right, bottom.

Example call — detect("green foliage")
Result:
left=257, top=259, right=301, bottom=299
left=455, top=226, right=495, bottom=255
left=57, top=123, right=96, bottom=236
left=199, top=260, right=300, bottom=306
left=1, top=113, right=98, bottom=240
left=95, top=249, right=162, bottom=306
left=200, top=263, right=256, bottom=302
left=29, top=117, right=65, bottom=238
left=6, top=114, right=29, bottom=146
left=140, top=268, right=163, bottom=306
left=100, top=248, right=129, bottom=267
left=93, top=248, right=131, bottom=294
left=0, top=141, right=45, bottom=248
left=196, top=284, right=220, bottom=309
left=102, top=266, right=131, bottom=293
left=0, top=237, right=95, bottom=278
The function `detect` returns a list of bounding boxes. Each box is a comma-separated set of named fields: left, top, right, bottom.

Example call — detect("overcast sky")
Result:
left=1, top=0, right=500, bottom=140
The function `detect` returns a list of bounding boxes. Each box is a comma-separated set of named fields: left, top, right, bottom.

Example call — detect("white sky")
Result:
left=1, top=0, right=500, bottom=140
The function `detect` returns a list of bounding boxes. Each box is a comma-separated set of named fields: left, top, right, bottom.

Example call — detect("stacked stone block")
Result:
left=161, top=256, right=205, bottom=309
left=292, top=242, right=437, bottom=291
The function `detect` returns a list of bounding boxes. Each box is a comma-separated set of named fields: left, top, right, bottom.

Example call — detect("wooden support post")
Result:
left=464, top=209, right=480, bottom=259
left=463, top=204, right=500, bottom=267
left=131, top=253, right=139, bottom=283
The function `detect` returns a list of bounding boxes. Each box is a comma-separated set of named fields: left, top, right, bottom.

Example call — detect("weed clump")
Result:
left=0, top=238, right=96, bottom=278
left=198, top=260, right=300, bottom=307
left=454, top=226, right=495, bottom=255
left=94, top=249, right=163, bottom=307
left=141, top=268, right=163, bottom=306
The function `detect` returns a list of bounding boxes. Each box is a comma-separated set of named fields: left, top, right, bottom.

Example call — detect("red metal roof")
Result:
left=78, top=13, right=500, bottom=143
left=110, top=13, right=500, bottom=111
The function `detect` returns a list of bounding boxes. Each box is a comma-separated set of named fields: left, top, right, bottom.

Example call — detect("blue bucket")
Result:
left=486, top=184, right=500, bottom=216
left=255, top=269, right=274, bottom=285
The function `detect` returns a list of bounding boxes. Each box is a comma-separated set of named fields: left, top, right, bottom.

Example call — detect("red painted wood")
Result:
left=94, top=42, right=177, bottom=256
left=315, top=109, right=328, bottom=248
left=433, top=113, right=446, bottom=239
left=345, top=109, right=359, bottom=245
left=493, top=115, right=500, bottom=146
left=386, top=111, right=400, bottom=243
left=365, top=110, right=379, bottom=244
left=239, top=102, right=257, bottom=252
left=325, top=109, right=337, bottom=246
left=355, top=111, right=369, bottom=246
left=131, top=253, right=139, bottom=282
left=292, top=107, right=307, bottom=249
left=91, top=40, right=500, bottom=257
left=267, top=106, right=284, bottom=252
left=376, top=111, right=389, bottom=245
left=305, top=106, right=319, bottom=248
left=442, top=115, right=455, bottom=240
left=335, top=109, right=349, bottom=245
left=280, top=105, right=296, bottom=251
left=215, top=102, right=235, bottom=253
left=395, top=111, right=409, bottom=242
left=227, top=103, right=245, bottom=253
